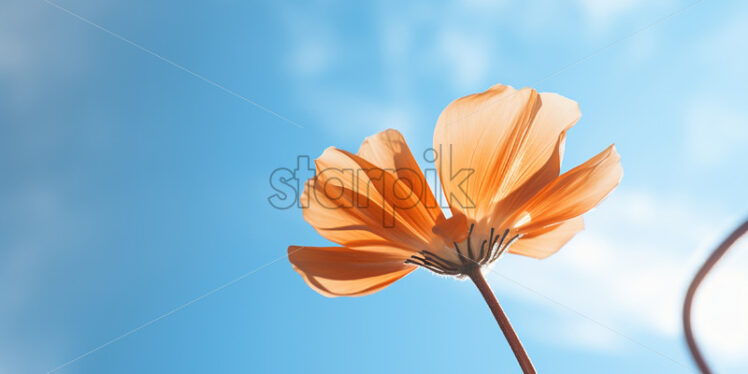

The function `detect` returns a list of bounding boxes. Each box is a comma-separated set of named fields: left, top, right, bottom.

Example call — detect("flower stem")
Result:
left=683, top=217, right=748, bottom=374
left=467, top=267, right=536, bottom=374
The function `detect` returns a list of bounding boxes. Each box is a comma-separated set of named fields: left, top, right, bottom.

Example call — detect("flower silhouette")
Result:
left=289, top=84, right=621, bottom=296
left=287, top=84, right=622, bottom=372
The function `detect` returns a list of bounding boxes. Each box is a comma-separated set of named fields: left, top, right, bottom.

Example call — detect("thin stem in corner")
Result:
left=467, top=267, right=536, bottom=374
left=683, top=217, right=748, bottom=374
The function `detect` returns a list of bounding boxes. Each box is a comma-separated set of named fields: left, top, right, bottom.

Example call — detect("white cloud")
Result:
left=489, top=188, right=748, bottom=365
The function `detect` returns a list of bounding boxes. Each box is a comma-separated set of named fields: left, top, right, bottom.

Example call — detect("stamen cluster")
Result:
left=405, top=224, right=521, bottom=276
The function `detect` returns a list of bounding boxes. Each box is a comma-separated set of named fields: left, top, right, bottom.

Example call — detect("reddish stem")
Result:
left=683, top=217, right=748, bottom=374
left=468, top=267, right=536, bottom=374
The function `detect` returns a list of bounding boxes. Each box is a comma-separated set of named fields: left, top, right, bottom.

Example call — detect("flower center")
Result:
left=405, top=224, right=521, bottom=276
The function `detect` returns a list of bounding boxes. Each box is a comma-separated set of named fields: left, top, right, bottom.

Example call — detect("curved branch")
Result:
left=683, top=217, right=748, bottom=374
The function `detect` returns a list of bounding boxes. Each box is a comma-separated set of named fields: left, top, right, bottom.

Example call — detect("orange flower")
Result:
left=288, top=84, right=622, bottom=297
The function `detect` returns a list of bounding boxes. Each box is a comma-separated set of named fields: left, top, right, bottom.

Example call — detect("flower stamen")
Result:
left=406, top=224, right=522, bottom=276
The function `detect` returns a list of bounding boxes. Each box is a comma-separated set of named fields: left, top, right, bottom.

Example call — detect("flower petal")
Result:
left=357, top=129, right=444, bottom=225
left=302, top=137, right=443, bottom=255
left=432, top=211, right=469, bottom=244
left=508, top=217, right=584, bottom=259
left=434, top=84, right=581, bottom=225
left=488, top=92, right=581, bottom=226
left=288, top=245, right=415, bottom=297
left=357, top=129, right=421, bottom=175
left=513, top=145, right=622, bottom=233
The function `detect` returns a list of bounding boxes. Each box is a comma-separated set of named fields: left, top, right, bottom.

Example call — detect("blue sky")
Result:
left=2, top=0, right=748, bottom=373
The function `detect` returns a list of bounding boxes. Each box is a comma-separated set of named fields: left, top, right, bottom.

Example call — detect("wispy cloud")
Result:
left=492, top=188, right=748, bottom=365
